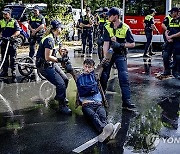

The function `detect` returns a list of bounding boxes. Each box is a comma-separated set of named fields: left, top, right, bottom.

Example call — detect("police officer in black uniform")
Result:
left=165, top=8, right=180, bottom=79
left=98, top=7, right=109, bottom=36
left=97, top=7, right=109, bottom=61
left=36, top=20, right=72, bottom=115
left=0, top=8, right=20, bottom=82
left=143, top=8, right=159, bottom=58
left=80, top=7, right=94, bottom=57
left=28, top=5, right=45, bottom=58
left=161, top=7, right=179, bottom=76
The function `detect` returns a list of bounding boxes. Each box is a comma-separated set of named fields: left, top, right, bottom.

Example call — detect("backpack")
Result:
left=77, top=71, right=99, bottom=97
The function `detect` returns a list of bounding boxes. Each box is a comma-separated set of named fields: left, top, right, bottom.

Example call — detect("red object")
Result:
left=124, top=15, right=165, bottom=35
left=18, top=21, right=28, bottom=32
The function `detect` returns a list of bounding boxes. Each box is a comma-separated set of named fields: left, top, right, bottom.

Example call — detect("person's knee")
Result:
left=119, top=71, right=129, bottom=83
left=163, top=51, right=169, bottom=61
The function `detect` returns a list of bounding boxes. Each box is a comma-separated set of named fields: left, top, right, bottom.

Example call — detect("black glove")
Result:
left=97, top=37, right=103, bottom=45
left=57, top=57, right=69, bottom=63
left=65, top=61, right=73, bottom=73
left=111, top=42, right=125, bottom=50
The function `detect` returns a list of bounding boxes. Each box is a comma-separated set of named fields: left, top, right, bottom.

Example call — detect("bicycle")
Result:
left=17, top=56, right=46, bottom=80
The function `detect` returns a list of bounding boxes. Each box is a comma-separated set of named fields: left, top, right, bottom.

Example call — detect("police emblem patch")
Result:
left=48, top=40, right=53, bottom=47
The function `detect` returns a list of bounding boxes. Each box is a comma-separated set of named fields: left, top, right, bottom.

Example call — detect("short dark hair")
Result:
left=83, top=59, right=95, bottom=66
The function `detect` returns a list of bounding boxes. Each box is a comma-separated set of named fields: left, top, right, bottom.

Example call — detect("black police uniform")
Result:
left=29, top=13, right=45, bottom=58
left=169, top=17, right=180, bottom=78
left=36, top=33, right=69, bottom=102
left=80, top=14, right=94, bottom=55
left=144, top=14, right=155, bottom=56
left=0, top=18, right=20, bottom=77
left=162, top=17, right=178, bottom=75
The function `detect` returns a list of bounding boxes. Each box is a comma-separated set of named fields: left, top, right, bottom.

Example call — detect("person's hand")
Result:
left=57, top=57, right=69, bottom=63
left=59, top=48, right=68, bottom=56
left=111, top=36, right=116, bottom=42
left=111, top=42, right=125, bottom=50
left=31, top=29, right=36, bottom=36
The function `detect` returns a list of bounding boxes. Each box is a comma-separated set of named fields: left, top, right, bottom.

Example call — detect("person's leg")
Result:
left=96, top=105, right=107, bottom=126
left=87, top=30, right=93, bottom=55
left=82, top=104, right=105, bottom=133
left=115, top=55, right=135, bottom=109
left=81, top=30, right=87, bottom=56
left=100, top=55, right=115, bottom=91
left=0, top=42, right=9, bottom=76
left=9, top=45, right=17, bottom=82
left=29, top=36, right=36, bottom=58
left=144, top=31, right=152, bottom=57
left=54, top=63, right=69, bottom=88
left=39, top=67, right=71, bottom=115
left=162, top=43, right=173, bottom=75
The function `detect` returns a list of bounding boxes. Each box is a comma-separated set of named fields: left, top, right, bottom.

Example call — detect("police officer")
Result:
left=80, top=7, right=94, bottom=57
left=143, top=8, right=159, bottom=57
left=97, top=7, right=109, bottom=61
left=100, top=7, right=136, bottom=110
left=0, top=8, right=20, bottom=82
left=28, top=5, right=45, bottom=58
left=98, top=7, right=109, bottom=36
left=164, top=8, right=180, bottom=79
left=36, top=20, right=72, bottom=115
left=161, top=7, right=179, bottom=76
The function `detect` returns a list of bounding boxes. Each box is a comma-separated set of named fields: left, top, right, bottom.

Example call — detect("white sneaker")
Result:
left=98, top=123, right=114, bottom=142
left=110, top=122, right=121, bottom=140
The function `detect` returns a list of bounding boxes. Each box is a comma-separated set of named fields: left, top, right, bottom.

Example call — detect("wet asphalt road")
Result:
left=0, top=46, right=180, bottom=154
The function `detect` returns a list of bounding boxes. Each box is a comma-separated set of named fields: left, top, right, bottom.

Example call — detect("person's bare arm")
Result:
left=45, top=48, right=58, bottom=62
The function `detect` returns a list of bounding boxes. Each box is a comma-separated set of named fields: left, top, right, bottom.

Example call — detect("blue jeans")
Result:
left=39, top=64, right=67, bottom=101
left=82, top=103, right=107, bottom=133
left=100, top=54, right=131, bottom=102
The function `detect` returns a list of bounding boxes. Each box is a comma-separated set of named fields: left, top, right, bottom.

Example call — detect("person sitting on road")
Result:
left=65, top=57, right=121, bottom=142
left=35, top=20, right=72, bottom=115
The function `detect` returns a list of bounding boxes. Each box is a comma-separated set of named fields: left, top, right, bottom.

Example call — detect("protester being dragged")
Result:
left=65, top=52, right=121, bottom=142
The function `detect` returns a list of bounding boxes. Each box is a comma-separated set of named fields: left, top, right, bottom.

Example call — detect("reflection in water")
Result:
left=158, top=94, right=179, bottom=130
left=107, top=110, right=135, bottom=154
left=82, top=110, right=134, bottom=154
left=143, top=58, right=151, bottom=75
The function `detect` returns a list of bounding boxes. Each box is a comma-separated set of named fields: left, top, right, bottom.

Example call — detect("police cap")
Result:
left=150, top=8, right=157, bottom=14
left=33, top=5, right=40, bottom=10
left=2, top=8, right=11, bottom=14
left=51, top=20, right=64, bottom=29
left=168, top=7, right=179, bottom=13
left=106, top=7, right=120, bottom=16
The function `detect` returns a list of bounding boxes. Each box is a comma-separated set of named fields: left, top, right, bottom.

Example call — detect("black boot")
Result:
left=11, top=71, right=17, bottom=83
left=122, top=100, right=136, bottom=111
left=58, top=99, right=72, bottom=115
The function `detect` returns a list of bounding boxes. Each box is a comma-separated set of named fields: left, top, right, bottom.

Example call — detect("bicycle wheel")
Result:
left=37, top=68, right=46, bottom=80
left=18, top=57, right=34, bottom=76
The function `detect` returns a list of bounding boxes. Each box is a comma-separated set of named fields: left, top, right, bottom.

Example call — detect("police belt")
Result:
left=113, top=49, right=127, bottom=55
left=83, top=27, right=93, bottom=31
left=36, top=58, right=54, bottom=68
